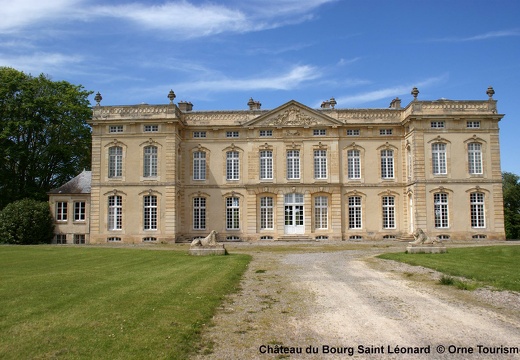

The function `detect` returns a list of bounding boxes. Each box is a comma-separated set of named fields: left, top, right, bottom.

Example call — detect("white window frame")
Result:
left=434, top=193, right=449, bottom=228
left=144, top=125, right=158, bottom=132
left=260, top=196, right=274, bottom=230
left=313, top=129, right=326, bottom=136
left=470, top=192, right=485, bottom=228
left=109, top=125, right=123, bottom=133
left=259, top=130, right=273, bottom=137
left=468, top=142, right=483, bottom=175
left=314, top=196, right=328, bottom=229
left=382, top=196, right=395, bottom=229
left=313, top=150, right=327, bottom=179
left=347, top=129, right=360, bottom=136
left=108, top=195, right=122, bottom=230
left=143, top=195, right=157, bottom=231
left=432, top=143, right=447, bottom=175
left=260, top=150, right=273, bottom=180
left=380, top=129, right=393, bottom=135
left=287, top=150, right=300, bottom=180
left=193, top=197, right=206, bottom=230
left=74, top=201, right=86, bottom=221
left=430, top=121, right=445, bottom=128
left=193, top=131, right=206, bottom=138
left=226, top=151, right=240, bottom=180
left=381, top=149, right=394, bottom=179
left=108, top=146, right=123, bottom=178
left=467, top=121, right=481, bottom=129
left=347, top=149, right=361, bottom=179
left=348, top=196, right=362, bottom=229
left=226, top=197, right=240, bottom=230
left=193, top=151, right=206, bottom=180
left=56, top=202, right=67, bottom=221
left=226, top=131, right=239, bottom=138
left=143, top=145, right=158, bottom=177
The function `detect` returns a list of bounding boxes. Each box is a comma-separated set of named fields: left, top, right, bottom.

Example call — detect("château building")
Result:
left=48, top=87, right=506, bottom=243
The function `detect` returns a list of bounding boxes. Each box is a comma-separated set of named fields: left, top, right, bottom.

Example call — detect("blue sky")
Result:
left=1, top=0, right=519, bottom=174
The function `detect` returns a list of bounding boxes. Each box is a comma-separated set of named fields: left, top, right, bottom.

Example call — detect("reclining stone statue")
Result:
left=409, top=228, right=439, bottom=245
left=191, top=230, right=218, bottom=247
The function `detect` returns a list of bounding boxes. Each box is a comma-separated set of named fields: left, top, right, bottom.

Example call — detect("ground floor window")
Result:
left=193, top=197, right=206, bottom=230
left=74, top=234, right=86, bottom=244
left=382, top=196, right=395, bottom=229
left=348, top=196, right=362, bottom=229
left=143, top=195, right=157, bottom=230
left=434, top=193, right=449, bottom=228
left=314, top=196, right=328, bottom=229
left=260, top=196, right=274, bottom=230
left=226, top=197, right=240, bottom=230
left=470, top=192, right=485, bottom=228
left=56, top=234, right=67, bottom=244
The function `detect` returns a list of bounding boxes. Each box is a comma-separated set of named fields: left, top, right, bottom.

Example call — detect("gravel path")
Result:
left=193, top=243, right=520, bottom=359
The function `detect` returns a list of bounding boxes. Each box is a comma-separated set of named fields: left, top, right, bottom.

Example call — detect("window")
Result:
left=260, top=197, right=274, bottom=230
left=74, top=201, right=86, bottom=221
left=432, top=143, right=447, bottom=175
left=55, top=234, right=67, bottom=244
left=407, top=147, right=412, bottom=180
left=226, top=131, right=239, bottom=138
left=314, top=196, right=328, bottom=229
left=434, top=193, right=449, bottom=228
left=314, top=150, right=327, bottom=179
left=379, top=129, right=393, bottom=135
left=287, top=150, right=300, bottom=179
left=468, top=142, right=482, bottom=175
left=260, top=236, right=273, bottom=240
left=109, top=125, right=123, bottom=133
left=226, top=236, right=241, bottom=241
left=193, top=197, right=206, bottom=230
left=108, top=195, right=122, bottom=230
left=381, top=149, right=394, bottom=179
left=143, top=195, right=157, bottom=230
left=108, top=146, right=123, bottom=178
left=347, top=149, right=361, bottom=179
left=347, top=129, right=360, bottom=136
left=143, top=237, right=157, bottom=242
left=313, top=129, right=326, bottom=136
left=430, top=121, right=445, bottom=128
left=193, top=151, right=206, bottom=180
left=56, top=202, right=67, bottom=221
left=348, top=196, right=362, bottom=229
left=144, top=125, right=158, bottom=132
left=470, top=192, right=485, bottom=228
left=226, top=197, right=240, bottom=230
left=467, top=121, right=480, bottom=128
left=107, top=237, right=121, bottom=242
left=226, top=151, right=239, bottom=180
left=143, top=146, right=158, bottom=177
left=382, top=196, right=395, bottom=229
left=260, top=150, right=273, bottom=180
left=260, top=130, right=273, bottom=137
left=74, top=234, right=86, bottom=244
left=193, top=131, right=206, bottom=138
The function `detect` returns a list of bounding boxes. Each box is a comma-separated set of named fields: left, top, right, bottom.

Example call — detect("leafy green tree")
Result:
left=0, top=199, right=54, bottom=244
left=0, top=67, right=92, bottom=209
left=503, top=172, right=520, bottom=239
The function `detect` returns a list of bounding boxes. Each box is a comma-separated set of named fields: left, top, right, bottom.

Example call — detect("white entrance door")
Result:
left=284, top=193, right=304, bottom=234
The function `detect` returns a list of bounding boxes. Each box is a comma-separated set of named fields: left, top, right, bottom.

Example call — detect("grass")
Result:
left=0, top=246, right=250, bottom=359
left=378, top=245, right=520, bottom=292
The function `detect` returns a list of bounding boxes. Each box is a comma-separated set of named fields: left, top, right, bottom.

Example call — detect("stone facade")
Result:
left=49, top=87, right=506, bottom=243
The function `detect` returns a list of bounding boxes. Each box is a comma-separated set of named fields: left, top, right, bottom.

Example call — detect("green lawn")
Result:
left=0, top=246, right=250, bottom=359
left=378, top=245, right=520, bottom=292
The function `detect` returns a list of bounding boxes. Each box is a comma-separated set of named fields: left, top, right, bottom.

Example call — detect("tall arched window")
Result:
left=108, top=146, right=123, bottom=178
left=108, top=195, right=122, bottom=230
left=432, top=143, right=447, bottom=175
left=468, top=143, right=482, bottom=175
left=226, top=151, right=239, bottom=180
left=143, top=195, right=157, bottom=230
left=380, top=149, right=394, bottom=179
left=470, top=192, right=485, bottom=228
left=193, top=151, right=206, bottom=180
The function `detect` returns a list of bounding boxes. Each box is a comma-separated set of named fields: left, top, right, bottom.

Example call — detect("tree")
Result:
left=503, top=172, right=520, bottom=240
left=0, top=199, right=54, bottom=244
left=0, top=67, right=92, bottom=209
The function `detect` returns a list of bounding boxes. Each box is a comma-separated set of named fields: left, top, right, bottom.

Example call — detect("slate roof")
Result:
left=48, top=170, right=92, bottom=195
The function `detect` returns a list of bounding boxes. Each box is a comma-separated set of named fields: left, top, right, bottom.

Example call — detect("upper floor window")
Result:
left=287, top=150, right=300, bottom=180
left=226, top=131, right=239, bottom=138
left=193, top=131, right=206, bottom=138
left=193, top=151, right=206, bottom=180
left=467, top=121, right=480, bottom=129
left=56, top=202, right=67, bottom=221
left=468, top=142, right=483, bottom=175
left=260, top=150, right=273, bottom=180
left=347, top=149, right=361, bottom=179
left=314, top=150, right=327, bottom=179
left=260, top=130, right=273, bottom=137
left=434, top=193, right=449, bottom=228
left=108, top=146, right=123, bottom=178
left=74, top=201, right=86, bottom=221
left=226, top=151, right=239, bottom=180
left=143, top=195, right=157, bottom=230
left=431, top=121, right=445, bottom=129
left=347, top=129, right=360, bottom=136
left=381, top=149, right=394, bottom=179
left=109, top=125, right=123, bottom=133
left=313, top=129, right=326, bottom=136
left=432, top=143, right=447, bottom=175
left=143, top=146, right=158, bottom=177
left=108, top=195, right=122, bottom=230
left=144, top=125, right=158, bottom=132
left=379, top=129, right=393, bottom=136
left=470, top=192, right=485, bottom=228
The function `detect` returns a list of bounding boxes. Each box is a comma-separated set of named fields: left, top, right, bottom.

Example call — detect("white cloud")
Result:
left=429, top=29, right=520, bottom=42
left=0, top=52, right=84, bottom=75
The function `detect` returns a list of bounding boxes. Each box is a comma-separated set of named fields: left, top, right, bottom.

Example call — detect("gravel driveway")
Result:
left=193, top=242, right=520, bottom=359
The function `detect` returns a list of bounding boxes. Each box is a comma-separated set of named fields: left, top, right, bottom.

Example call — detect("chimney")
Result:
left=389, top=97, right=401, bottom=109
left=178, top=101, right=193, bottom=112
left=247, top=97, right=261, bottom=110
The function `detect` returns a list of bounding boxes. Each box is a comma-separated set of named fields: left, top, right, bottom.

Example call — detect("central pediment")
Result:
left=242, top=100, right=343, bottom=128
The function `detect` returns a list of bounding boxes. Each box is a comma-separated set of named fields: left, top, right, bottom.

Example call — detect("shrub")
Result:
left=0, top=199, right=54, bottom=244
